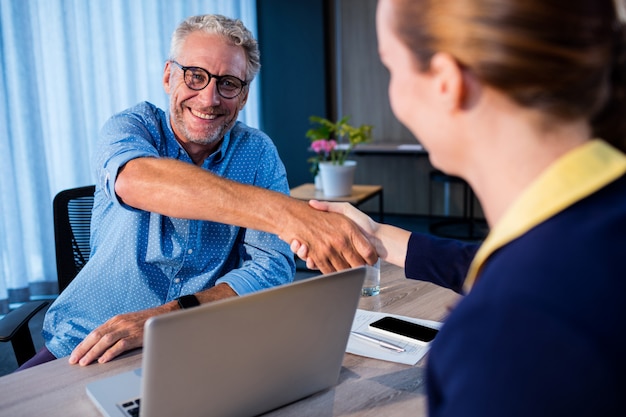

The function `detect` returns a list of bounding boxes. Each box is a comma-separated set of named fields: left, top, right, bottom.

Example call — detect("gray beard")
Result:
left=173, top=107, right=237, bottom=146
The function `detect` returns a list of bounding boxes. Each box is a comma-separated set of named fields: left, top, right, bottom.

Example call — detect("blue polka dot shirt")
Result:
left=43, top=101, right=295, bottom=358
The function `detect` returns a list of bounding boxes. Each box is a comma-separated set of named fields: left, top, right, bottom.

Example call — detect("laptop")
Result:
left=86, top=266, right=366, bottom=417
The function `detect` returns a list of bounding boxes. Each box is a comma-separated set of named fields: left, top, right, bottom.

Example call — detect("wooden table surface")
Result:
left=0, top=263, right=460, bottom=417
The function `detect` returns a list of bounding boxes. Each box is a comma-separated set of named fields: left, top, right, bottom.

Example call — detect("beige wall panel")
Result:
left=337, top=0, right=413, bottom=143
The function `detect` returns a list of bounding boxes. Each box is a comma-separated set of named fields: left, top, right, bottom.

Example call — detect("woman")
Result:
left=294, top=0, right=626, bottom=415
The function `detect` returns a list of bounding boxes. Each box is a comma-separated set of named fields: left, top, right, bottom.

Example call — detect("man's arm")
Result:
left=70, top=224, right=296, bottom=366
left=115, top=157, right=377, bottom=273
left=69, top=283, right=237, bottom=366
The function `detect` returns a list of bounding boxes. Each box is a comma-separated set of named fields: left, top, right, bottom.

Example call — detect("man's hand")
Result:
left=289, top=200, right=379, bottom=270
left=68, top=284, right=236, bottom=366
left=68, top=304, right=173, bottom=366
left=279, top=200, right=378, bottom=273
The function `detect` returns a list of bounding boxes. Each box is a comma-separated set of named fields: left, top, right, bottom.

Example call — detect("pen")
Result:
left=350, top=331, right=405, bottom=353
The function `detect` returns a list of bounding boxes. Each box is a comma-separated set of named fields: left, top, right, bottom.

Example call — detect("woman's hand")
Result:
left=309, top=200, right=379, bottom=235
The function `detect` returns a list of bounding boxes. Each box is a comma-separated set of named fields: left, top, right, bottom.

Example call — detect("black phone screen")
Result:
left=369, top=316, right=439, bottom=342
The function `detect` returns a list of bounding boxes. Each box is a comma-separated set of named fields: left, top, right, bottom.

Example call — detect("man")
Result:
left=28, top=14, right=375, bottom=370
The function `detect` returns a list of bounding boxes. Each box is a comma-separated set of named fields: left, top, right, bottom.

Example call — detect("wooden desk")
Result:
left=290, top=183, right=384, bottom=222
left=0, top=263, right=459, bottom=417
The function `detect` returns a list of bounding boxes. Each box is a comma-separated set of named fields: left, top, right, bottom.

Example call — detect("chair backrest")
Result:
left=53, top=185, right=95, bottom=293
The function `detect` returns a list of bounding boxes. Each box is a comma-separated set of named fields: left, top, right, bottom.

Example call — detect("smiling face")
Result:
left=163, top=31, right=248, bottom=162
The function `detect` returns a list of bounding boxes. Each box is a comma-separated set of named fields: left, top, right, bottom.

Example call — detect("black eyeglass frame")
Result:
left=169, top=60, right=248, bottom=99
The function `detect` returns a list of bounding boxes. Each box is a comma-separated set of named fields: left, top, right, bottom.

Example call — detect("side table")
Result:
left=289, top=183, right=383, bottom=222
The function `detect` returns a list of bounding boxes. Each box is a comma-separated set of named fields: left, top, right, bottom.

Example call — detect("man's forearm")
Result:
left=115, top=157, right=299, bottom=235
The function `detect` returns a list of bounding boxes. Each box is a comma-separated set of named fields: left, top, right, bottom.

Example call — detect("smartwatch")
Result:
left=177, top=294, right=200, bottom=309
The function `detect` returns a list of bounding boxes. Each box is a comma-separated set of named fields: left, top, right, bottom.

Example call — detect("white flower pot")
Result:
left=318, top=160, right=357, bottom=197
left=314, top=174, right=323, bottom=190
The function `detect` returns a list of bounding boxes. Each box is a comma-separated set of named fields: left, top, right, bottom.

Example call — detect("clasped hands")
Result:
left=291, top=200, right=379, bottom=270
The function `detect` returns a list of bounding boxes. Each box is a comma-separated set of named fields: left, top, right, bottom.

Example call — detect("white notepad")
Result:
left=347, top=309, right=442, bottom=365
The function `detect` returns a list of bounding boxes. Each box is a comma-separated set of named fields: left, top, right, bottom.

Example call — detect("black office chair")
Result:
left=53, top=185, right=96, bottom=293
left=0, top=185, right=95, bottom=366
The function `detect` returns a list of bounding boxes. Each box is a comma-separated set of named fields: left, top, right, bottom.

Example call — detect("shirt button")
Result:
left=174, top=278, right=181, bottom=284
left=187, top=249, right=193, bottom=255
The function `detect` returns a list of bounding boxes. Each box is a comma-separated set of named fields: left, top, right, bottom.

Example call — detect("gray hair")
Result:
left=169, top=14, right=261, bottom=82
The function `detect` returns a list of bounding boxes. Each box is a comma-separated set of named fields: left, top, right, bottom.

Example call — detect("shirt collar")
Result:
left=464, top=140, right=626, bottom=292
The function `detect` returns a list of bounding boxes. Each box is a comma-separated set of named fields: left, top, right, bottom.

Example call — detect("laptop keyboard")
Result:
left=118, top=398, right=141, bottom=416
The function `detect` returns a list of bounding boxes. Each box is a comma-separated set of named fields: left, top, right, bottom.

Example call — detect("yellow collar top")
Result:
left=464, top=140, right=626, bottom=293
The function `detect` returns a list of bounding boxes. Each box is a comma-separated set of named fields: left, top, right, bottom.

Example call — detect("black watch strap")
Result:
left=177, top=294, right=200, bottom=309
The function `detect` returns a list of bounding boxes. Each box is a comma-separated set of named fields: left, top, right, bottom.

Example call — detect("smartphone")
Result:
left=369, top=316, right=439, bottom=344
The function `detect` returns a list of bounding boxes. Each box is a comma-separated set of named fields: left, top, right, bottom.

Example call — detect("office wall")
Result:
left=257, top=0, right=329, bottom=188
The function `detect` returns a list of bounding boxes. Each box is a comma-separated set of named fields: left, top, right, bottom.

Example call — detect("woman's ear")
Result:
left=429, top=52, right=467, bottom=111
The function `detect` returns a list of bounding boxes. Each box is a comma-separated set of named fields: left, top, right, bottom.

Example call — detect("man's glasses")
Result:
left=170, top=60, right=247, bottom=99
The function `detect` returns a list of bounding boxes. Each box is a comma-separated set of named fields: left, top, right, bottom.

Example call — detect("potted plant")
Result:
left=306, top=115, right=373, bottom=196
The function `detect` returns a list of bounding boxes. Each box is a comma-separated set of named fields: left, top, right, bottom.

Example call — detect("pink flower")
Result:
left=308, top=139, right=341, bottom=176
left=311, top=139, right=336, bottom=154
